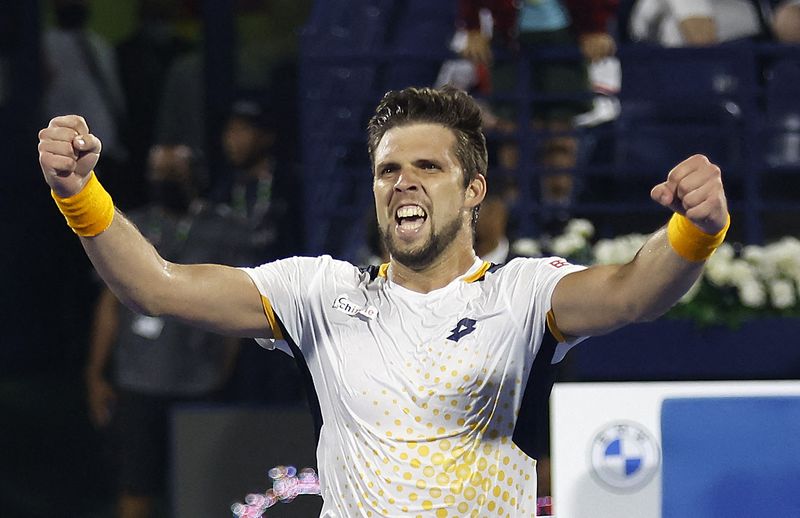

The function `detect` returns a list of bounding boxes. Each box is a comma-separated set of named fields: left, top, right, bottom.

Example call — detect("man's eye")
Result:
left=423, top=162, right=439, bottom=170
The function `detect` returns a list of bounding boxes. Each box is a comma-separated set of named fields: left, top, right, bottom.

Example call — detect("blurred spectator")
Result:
left=211, top=96, right=304, bottom=262
left=475, top=178, right=515, bottom=263
left=116, top=0, right=195, bottom=209
left=153, top=51, right=206, bottom=159
left=42, top=0, right=129, bottom=202
left=144, top=99, right=306, bottom=413
left=152, top=1, right=310, bottom=194
left=85, top=150, right=245, bottom=518
left=774, top=0, right=800, bottom=42
left=151, top=58, right=302, bottom=208
left=205, top=97, right=306, bottom=406
left=454, top=0, right=618, bottom=212
left=629, top=0, right=767, bottom=46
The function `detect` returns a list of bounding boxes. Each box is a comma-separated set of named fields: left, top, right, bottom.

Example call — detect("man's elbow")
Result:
left=110, top=271, right=177, bottom=317
left=628, top=299, right=675, bottom=324
left=116, top=291, right=165, bottom=317
left=598, top=292, right=670, bottom=328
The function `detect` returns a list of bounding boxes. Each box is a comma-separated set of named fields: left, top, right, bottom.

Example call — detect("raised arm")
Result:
left=38, top=115, right=272, bottom=338
left=551, top=154, right=729, bottom=338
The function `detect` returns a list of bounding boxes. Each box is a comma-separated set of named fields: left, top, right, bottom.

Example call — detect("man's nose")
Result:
left=394, top=167, right=420, bottom=191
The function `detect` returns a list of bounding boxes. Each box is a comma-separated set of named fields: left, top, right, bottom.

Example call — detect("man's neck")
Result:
left=389, top=244, right=479, bottom=294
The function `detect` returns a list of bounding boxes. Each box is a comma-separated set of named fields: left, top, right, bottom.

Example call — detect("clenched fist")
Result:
left=650, top=154, right=729, bottom=235
left=38, top=115, right=102, bottom=198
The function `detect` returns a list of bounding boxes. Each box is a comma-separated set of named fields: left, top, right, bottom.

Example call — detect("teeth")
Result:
left=396, top=205, right=426, bottom=219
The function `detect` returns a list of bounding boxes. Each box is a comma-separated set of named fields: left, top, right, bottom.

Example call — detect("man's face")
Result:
left=147, top=145, right=195, bottom=212
left=223, top=117, right=270, bottom=169
left=372, top=123, right=480, bottom=269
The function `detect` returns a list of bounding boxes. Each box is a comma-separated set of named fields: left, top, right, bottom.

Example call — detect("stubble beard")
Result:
left=380, top=214, right=464, bottom=271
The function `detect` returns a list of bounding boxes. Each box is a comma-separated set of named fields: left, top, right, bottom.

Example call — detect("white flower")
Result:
left=714, top=242, right=735, bottom=262
left=742, top=244, right=766, bottom=263
left=743, top=244, right=780, bottom=280
left=771, top=237, right=800, bottom=279
left=592, top=234, right=646, bottom=265
left=729, top=259, right=758, bottom=286
left=708, top=255, right=759, bottom=289
left=706, top=243, right=736, bottom=287
left=550, top=233, right=586, bottom=258
left=521, top=220, right=800, bottom=320
left=592, top=239, right=616, bottom=264
left=564, top=218, right=595, bottom=239
left=769, top=278, right=796, bottom=309
left=511, top=238, right=541, bottom=258
left=738, top=279, right=767, bottom=308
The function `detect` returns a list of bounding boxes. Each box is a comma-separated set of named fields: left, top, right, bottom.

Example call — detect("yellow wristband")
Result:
left=51, top=172, right=115, bottom=237
left=667, top=213, right=730, bottom=262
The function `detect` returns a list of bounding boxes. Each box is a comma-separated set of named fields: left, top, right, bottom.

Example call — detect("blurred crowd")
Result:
left=436, top=0, right=800, bottom=239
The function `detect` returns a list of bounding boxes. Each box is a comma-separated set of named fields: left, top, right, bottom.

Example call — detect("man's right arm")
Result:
left=39, top=115, right=272, bottom=338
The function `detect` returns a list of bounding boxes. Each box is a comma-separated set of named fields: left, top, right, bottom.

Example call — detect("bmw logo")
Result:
left=589, top=421, right=661, bottom=492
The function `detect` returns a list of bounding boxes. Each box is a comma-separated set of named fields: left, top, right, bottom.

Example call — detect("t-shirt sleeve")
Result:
left=239, top=255, right=331, bottom=355
left=499, top=257, right=587, bottom=363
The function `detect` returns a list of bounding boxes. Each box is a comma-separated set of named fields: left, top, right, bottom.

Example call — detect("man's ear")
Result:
left=465, top=173, right=487, bottom=208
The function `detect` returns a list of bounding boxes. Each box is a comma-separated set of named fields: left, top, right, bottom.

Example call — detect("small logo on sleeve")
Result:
left=548, top=258, right=571, bottom=269
left=332, top=295, right=378, bottom=320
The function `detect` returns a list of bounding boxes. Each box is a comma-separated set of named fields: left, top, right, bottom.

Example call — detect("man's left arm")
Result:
left=551, top=154, right=729, bottom=338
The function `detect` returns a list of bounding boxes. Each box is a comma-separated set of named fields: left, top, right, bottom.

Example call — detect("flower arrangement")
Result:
left=512, top=219, right=800, bottom=328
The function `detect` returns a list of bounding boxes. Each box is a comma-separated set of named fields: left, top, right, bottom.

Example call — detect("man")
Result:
left=213, top=96, right=303, bottom=262
left=629, top=0, right=766, bottom=46
left=39, top=87, right=728, bottom=517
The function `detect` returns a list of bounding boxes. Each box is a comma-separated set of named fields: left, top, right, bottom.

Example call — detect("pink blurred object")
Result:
left=230, top=465, right=321, bottom=517
left=537, top=495, right=553, bottom=516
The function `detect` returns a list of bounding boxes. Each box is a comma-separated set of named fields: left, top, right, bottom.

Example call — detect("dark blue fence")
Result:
left=298, top=2, right=800, bottom=260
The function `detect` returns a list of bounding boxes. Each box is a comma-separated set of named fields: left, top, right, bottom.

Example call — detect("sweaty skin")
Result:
left=39, top=117, right=728, bottom=344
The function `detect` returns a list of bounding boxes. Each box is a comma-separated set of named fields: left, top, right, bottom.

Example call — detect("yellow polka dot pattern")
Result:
left=329, top=434, right=537, bottom=516
left=325, top=350, right=538, bottom=517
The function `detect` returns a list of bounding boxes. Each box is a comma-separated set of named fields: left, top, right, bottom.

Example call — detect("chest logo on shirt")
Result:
left=447, top=317, right=477, bottom=342
left=332, top=295, right=378, bottom=320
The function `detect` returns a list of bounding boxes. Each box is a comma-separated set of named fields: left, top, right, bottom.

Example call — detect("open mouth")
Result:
left=395, top=204, right=428, bottom=232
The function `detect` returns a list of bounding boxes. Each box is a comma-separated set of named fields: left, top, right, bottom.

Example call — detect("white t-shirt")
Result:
left=630, top=0, right=762, bottom=47
left=242, top=255, right=585, bottom=517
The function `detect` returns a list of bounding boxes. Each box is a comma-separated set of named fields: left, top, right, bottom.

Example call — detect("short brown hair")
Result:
left=367, top=86, right=488, bottom=186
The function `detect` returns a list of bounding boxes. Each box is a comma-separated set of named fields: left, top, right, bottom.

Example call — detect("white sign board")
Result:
left=550, top=380, right=800, bottom=518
